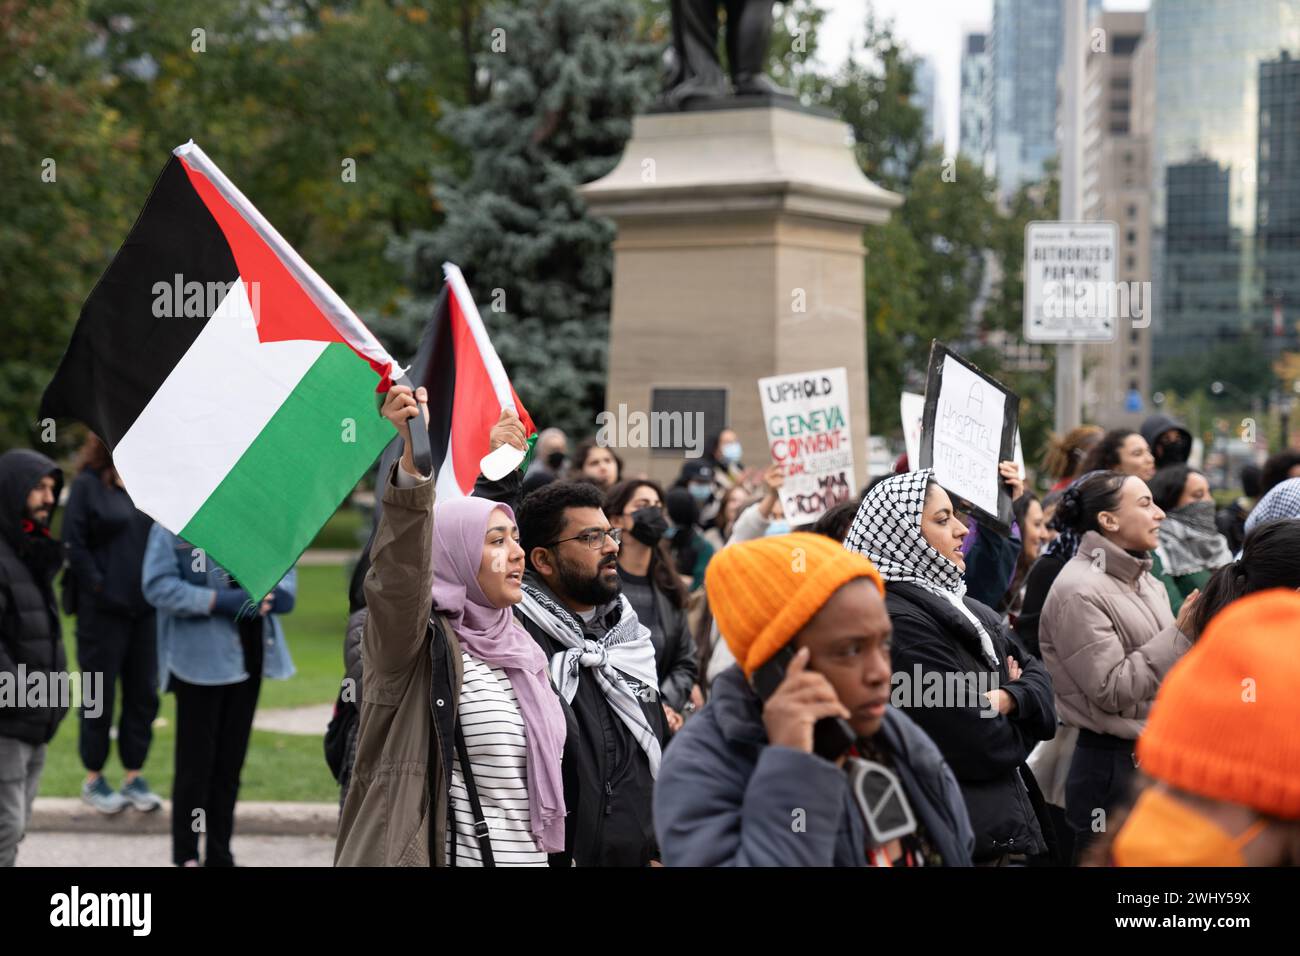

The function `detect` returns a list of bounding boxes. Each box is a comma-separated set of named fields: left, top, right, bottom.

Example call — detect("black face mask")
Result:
left=629, top=507, right=668, bottom=547
left=555, top=549, right=620, bottom=608
left=1157, top=436, right=1189, bottom=463
left=546, top=451, right=566, bottom=471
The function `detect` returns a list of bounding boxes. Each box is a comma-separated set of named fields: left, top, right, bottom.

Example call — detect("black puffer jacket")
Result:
left=885, top=581, right=1057, bottom=862
left=0, top=449, right=68, bottom=745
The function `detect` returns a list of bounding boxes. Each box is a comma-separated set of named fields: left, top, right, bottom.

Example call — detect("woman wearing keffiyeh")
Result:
left=1149, top=465, right=1233, bottom=609
left=1243, top=476, right=1300, bottom=537
left=843, top=470, right=1057, bottom=864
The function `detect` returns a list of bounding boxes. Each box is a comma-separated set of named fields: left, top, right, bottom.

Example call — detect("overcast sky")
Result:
left=813, top=0, right=1151, bottom=151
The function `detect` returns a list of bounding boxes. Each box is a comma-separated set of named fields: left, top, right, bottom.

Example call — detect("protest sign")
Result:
left=901, top=391, right=925, bottom=470
left=758, top=367, right=856, bottom=525
left=918, top=343, right=1019, bottom=535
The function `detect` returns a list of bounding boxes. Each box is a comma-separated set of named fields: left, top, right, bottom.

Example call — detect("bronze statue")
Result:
left=662, top=0, right=793, bottom=109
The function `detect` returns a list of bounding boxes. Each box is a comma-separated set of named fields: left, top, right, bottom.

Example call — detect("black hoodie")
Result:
left=1140, top=414, right=1192, bottom=468
left=0, top=449, right=69, bottom=744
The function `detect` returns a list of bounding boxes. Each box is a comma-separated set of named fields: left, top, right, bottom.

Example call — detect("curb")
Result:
left=30, top=797, right=339, bottom=838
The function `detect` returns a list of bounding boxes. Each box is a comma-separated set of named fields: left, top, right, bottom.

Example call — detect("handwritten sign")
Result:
left=919, top=343, right=1019, bottom=534
left=758, top=367, right=856, bottom=525
left=901, top=391, right=925, bottom=470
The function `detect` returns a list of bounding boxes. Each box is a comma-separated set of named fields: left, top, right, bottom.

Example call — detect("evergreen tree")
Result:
left=386, top=0, right=660, bottom=437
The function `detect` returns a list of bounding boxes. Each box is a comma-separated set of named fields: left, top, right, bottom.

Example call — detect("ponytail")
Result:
left=1185, top=520, right=1300, bottom=639
left=1187, top=562, right=1246, bottom=639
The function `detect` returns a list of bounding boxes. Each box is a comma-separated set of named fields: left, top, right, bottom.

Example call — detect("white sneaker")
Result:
left=81, top=776, right=129, bottom=814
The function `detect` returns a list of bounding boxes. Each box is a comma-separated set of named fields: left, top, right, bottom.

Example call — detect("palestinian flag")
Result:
left=40, top=142, right=399, bottom=599
left=410, top=263, right=536, bottom=501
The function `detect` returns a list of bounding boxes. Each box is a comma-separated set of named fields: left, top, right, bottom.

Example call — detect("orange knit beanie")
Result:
left=1136, top=589, right=1300, bottom=819
left=704, top=532, right=885, bottom=677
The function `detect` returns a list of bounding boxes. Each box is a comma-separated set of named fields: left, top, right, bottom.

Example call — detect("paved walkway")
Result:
left=297, top=549, right=359, bottom=566
left=30, top=798, right=338, bottom=836
left=253, top=702, right=334, bottom=736
left=16, top=831, right=335, bottom=867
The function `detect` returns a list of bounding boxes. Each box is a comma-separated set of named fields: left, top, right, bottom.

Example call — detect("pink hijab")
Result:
left=431, top=495, right=566, bottom=854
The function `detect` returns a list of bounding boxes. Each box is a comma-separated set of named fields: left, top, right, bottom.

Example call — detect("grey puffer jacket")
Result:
left=654, top=665, right=975, bottom=866
left=1039, top=531, right=1191, bottom=740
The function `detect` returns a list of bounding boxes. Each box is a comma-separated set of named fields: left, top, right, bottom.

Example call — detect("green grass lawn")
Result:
left=38, top=562, right=355, bottom=804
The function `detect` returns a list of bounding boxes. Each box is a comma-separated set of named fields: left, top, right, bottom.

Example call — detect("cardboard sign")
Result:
left=918, top=343, right=1019, bottom=535
left=901, top=391, right=925, bottom=472
left=758, top=367, right=856, bottom=525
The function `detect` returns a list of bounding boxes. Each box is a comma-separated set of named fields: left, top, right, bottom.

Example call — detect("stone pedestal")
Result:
left=580, top=104, right=902, bottom=487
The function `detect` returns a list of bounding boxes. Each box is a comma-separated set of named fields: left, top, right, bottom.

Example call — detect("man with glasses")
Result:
left=514, top=481, right=668, bottom=866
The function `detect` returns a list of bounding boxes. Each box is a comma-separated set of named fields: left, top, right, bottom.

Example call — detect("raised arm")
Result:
left=361, top=385, right=435, bottom=677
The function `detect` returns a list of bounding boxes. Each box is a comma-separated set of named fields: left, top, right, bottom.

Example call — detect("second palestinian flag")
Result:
left=410, top=263, right=537, bottom=501
left=40, top=142, right=398, bottom=599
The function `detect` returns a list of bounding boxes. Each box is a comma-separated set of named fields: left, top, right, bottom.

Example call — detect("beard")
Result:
left=555, top=550, right=621, bottom=608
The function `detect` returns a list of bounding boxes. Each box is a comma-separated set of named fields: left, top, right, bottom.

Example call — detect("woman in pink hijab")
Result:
left=429, top=495, right=570, bottom=866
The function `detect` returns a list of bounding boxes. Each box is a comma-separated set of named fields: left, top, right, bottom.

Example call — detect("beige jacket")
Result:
left=1039, top=531, right=1190, bottom=739
left=335, top=463, right=464, bottom=866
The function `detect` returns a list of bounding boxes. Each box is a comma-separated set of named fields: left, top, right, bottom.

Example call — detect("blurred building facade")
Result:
left=1258, top=49, right=1300, bottom=351
left=989, top=0, right=1101, bottom=197
left=959, top=29, right=993, bottom=173
left=913, top=56, right=943, bottom=147
left=1150, top=0, right=1300, bottom=367
left=1081, top=10, right=1152, bottom=427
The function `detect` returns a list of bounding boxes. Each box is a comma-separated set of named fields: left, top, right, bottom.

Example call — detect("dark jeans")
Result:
left=1065, top=729, right=1137, bottom=865
left=75, top=602, right=158, bottom=773
left=170, top=620, right=263, bottom=866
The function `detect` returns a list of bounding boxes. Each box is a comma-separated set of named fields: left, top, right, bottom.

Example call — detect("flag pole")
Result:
left=392, top=374, right=433, bottom=478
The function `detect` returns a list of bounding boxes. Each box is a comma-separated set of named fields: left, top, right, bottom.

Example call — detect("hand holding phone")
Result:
left=754, top=646, right=853, bottom=758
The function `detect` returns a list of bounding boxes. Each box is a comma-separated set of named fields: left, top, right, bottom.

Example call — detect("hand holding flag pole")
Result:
left=384, top=378, right=432, bottom=478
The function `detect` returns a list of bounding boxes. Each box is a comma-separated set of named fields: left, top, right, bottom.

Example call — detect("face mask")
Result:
left=1158, top=436, right=1189, bottom=462
left=721, top=441, right=743, bottom=464
left=765, top=520, right=791, bottom=537
left=1112, top=788, right=1270, bottom=867
left=1171, top=499, right=1217, bottom=534
left=688, top=482, right=712, bottom=503
left=629, top=507, right=668, bottom=547
left=545, top=451, right=566, bottom=471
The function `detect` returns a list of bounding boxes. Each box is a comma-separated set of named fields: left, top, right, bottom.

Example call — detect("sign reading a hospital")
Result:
left=1025, top=221, right=1135, bottom=343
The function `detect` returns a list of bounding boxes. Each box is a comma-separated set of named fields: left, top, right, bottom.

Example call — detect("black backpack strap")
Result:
left=453, top=721, right=495, bottom=867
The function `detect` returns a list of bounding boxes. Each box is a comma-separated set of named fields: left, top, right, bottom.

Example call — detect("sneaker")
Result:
left=119, top=776, right=164, bottom=812
left=81, top=776, right=128, bottom=814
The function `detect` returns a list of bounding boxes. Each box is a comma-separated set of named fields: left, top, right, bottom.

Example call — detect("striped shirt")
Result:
left=445, top=653, right=547, bottom=867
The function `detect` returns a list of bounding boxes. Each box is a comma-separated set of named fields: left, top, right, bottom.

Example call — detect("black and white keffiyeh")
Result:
left=517, top=583, right=663, bottom=777
left=844, top=469, right=966, bottom=592
left=1244, top=477, right=1300, bottom=535
left=844, top=469, right=999, bottom=667
left=1158, top=501, right=1233, bottom=577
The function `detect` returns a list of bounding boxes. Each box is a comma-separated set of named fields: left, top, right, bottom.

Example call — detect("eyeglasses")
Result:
left=547, top=527, right=623, bottom=550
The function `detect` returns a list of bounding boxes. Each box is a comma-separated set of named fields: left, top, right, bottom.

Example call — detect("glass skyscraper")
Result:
left=1151, top=0, right=1300, bottom=362
left=989, top=0, right=1101, bottom=197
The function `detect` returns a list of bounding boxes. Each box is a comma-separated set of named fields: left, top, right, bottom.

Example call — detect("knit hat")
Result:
left=704, top=532, right=885, bottom=677
left=1136, top=589, right=1300, bottom=819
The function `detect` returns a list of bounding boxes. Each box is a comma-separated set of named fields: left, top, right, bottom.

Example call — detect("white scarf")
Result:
left=517, top=584, right=663, bottom=777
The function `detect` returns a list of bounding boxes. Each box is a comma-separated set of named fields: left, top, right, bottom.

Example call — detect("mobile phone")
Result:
left=751, top=645, right=857, bottom=761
